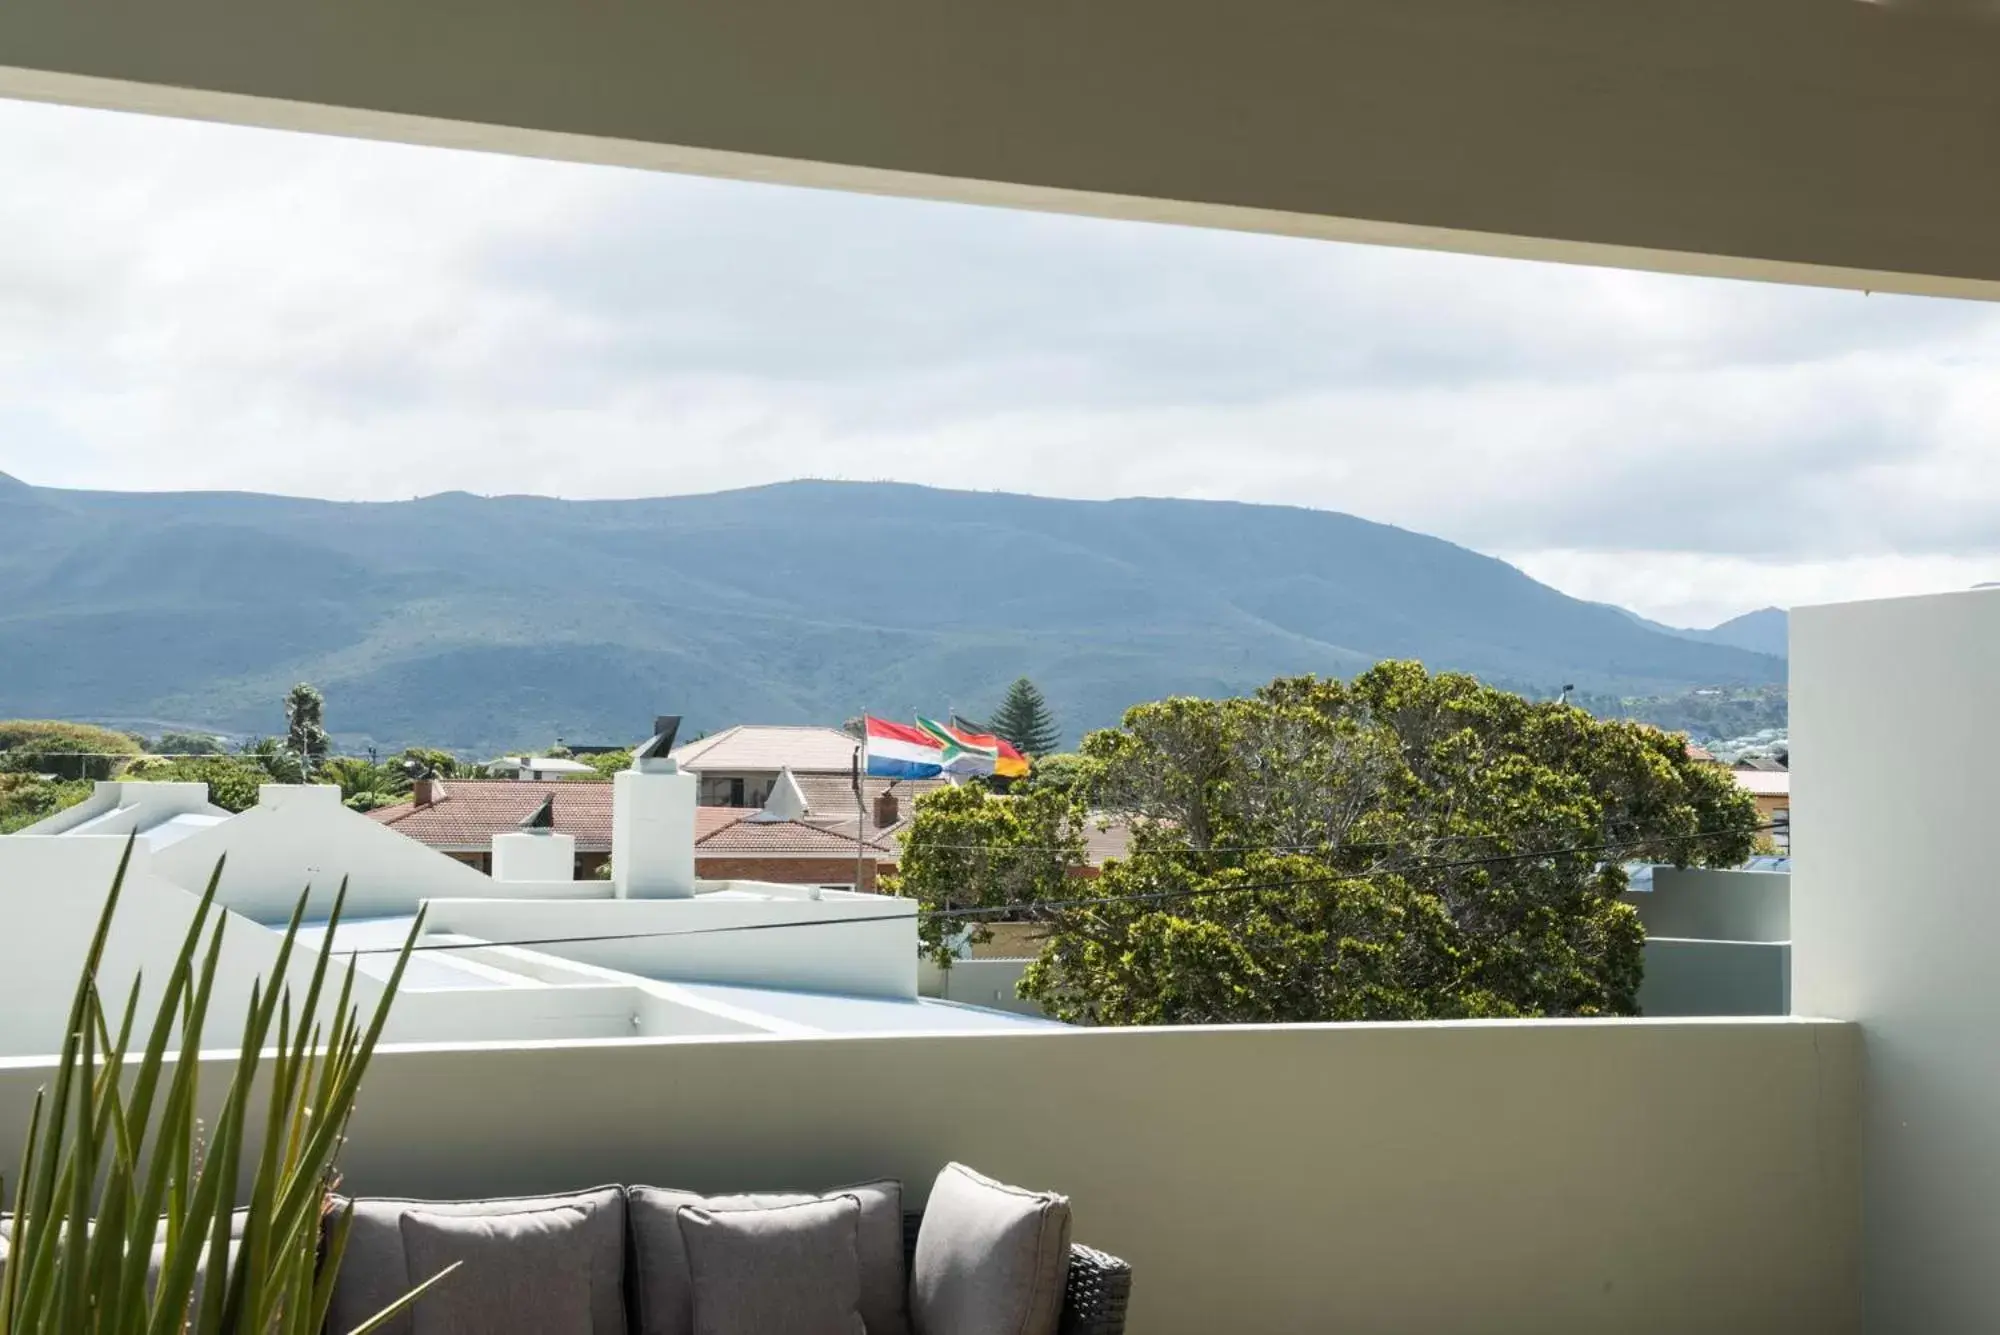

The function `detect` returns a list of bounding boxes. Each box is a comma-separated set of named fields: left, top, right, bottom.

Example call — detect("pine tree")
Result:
left=987, top=677, right=1061, bottom=757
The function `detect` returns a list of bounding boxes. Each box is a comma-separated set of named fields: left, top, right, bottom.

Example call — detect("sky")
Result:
left=4, top=98, right=1999, bottom=628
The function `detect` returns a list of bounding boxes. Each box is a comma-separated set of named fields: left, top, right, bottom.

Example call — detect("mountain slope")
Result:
left=0, top=479, right=1785, bottom=753
left=1684, top=607, right=1788, bottom=657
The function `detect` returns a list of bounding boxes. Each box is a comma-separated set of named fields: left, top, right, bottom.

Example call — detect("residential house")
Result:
left=1732, top=764, right=1791, bottom=849
left=670, top=725, right=862, bottom=807
left=368, top=771, right=896, bottom=888
left=484, top=754, right=600, bottom=780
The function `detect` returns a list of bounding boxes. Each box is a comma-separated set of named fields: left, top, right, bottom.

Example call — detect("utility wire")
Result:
left=339, top=821, right=1776, bottom=957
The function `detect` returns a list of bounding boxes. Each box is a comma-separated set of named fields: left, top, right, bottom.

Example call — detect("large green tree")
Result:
left=119, top=755, right=270, bottom=812
left=1019, top=663, right=1761, bottom=1025
left=886, top=783, right=1088, bottom=965
left=322, top=756, right=413, bottom=811
left=984, top=678, right=1062, bottom=757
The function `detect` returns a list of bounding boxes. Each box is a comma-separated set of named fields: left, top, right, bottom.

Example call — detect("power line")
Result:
left=337, top=821, right=1776, bottom=957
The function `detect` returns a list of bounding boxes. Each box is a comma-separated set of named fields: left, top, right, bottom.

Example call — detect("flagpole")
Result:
left=852, top=738, right=867, bottom=893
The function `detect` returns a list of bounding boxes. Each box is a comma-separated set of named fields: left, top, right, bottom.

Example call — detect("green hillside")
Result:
left=0, top=477, right=1784, bottom=754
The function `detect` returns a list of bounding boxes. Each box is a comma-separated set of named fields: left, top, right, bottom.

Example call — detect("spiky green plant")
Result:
left=0, top=837, right=453, bottom=1333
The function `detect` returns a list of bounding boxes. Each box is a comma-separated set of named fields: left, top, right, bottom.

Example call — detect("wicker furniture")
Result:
left=902, top=1211, right=1133, bottom=1335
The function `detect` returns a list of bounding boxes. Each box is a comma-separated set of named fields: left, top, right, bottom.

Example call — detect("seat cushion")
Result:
left=911, top=1164, right=1071, bottom=1335
left=399, top=1204, right=596, bottom=1335
left=326, top=1187, right=626, bottom=1335
left=627, top=1181, right=908, bottom=1335
left=677, top=1196, right=867, bottom=1335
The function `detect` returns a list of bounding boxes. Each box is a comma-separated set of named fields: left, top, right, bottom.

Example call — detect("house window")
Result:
left=729, top=777, right=746, bottom=806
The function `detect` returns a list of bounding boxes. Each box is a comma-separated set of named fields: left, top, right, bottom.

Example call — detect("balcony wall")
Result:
left=1793, top=588, right=2000, bottom=1332
left=0, top=1018, right=1859, bottom=1333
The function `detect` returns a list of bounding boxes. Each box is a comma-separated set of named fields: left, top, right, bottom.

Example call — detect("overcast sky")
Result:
left=4, top=97, right=1998, bottom=627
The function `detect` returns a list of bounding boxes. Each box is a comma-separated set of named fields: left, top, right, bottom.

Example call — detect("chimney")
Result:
left=493, top=794, right=575, bottom=882
left=873, top=787, right=900, bottom=828
left=612, top=714, right=696, bottom=899
left=414, top=776, right=444, bottom=807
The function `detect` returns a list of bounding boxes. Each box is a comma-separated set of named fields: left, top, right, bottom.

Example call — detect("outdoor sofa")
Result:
left=326, top=1161, right=1132, bottom=1335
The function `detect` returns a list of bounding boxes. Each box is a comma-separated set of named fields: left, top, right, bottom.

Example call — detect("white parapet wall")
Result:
left=423, top=892, right=920, bottom=1000
left=152, top=784, right=496, bottom=921
left=0, top=834, right=380, bottom=1059
left=0, top=1019, right=1858, bottom=1334
left=1792, top=587, right=2000, bottom=1333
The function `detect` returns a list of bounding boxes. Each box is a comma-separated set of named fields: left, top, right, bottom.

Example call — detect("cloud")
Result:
left=1, top=95, right=1998, bottom=627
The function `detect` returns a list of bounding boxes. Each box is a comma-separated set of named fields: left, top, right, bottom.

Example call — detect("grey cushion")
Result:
left=398, top=1205, right=596, bottom=1335
left=2, top=1213, right=242, bottom=1311
left=628, top=1180, right=908, bottom=1335
left=677, top=1196, right=867, bottom=1335
left=911, top=1163, right=1072, bottom=1335
left=326, top=1187, right=626, bottom=1335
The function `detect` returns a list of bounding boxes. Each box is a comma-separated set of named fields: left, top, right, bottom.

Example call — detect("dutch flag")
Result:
left=863, top=716, right=946, bottom=779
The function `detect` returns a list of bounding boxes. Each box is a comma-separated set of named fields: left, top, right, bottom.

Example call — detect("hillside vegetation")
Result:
left=0, top=477, right=1784, bottom=754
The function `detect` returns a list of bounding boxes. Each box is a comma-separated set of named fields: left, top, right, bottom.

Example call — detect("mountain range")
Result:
left=0, top=472, right=1785, bottom=755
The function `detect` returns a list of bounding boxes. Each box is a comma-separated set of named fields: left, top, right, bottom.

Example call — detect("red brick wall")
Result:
left=696, top=856, right=881, bottom=892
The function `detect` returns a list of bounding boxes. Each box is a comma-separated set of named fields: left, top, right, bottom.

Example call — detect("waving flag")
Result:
left=916, top=716, right=1001, bottom=777
left=864, top=716, right=945, bottom=779
left=951, top=713, right=1032, bottom=779
left=992, top=736, right=1031, bottom=779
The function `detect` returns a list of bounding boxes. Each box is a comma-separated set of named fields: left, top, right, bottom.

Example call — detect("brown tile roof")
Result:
left=696, top=813, right=894, bottom=857
left=371, top=780, right=616, bottom=850
left=369, top=780, right=890, bottom=858
left=793, top=774, right=950, bottom=833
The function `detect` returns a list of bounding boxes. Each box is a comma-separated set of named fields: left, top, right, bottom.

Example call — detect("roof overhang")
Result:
left=2, top=0, right=1999, bottom=297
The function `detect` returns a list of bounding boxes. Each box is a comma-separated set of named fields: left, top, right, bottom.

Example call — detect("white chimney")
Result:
left=493, top=831, right=576, bottom=881
left=613, top=715, right=696, bottom=899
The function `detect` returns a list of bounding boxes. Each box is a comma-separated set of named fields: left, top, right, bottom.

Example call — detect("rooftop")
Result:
left=670, top=725, right=861, bottom=774
left=368, top=780, right=895, bottom=858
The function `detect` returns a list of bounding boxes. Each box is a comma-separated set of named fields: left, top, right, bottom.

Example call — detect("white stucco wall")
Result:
left=1623, top=867, right=1790, bottom=943
left=422, top=895, right=920, bottom=999
left=0, top=1019, right=1857, bottom=1334
left=1792, top=587, right=2000, bottom=1333
left=151, top=785, right=496, bottom=921
left=17, top=779, right=225, bottom=836
left=0, top=835, right=381, bottom=1059
left=1639, top=939, right=1790, bottom=1018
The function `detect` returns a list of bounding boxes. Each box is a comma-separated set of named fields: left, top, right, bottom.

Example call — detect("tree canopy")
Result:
left=1012, top=663, right=1760, bottom=1025
left=0, top=720, right=143, bottom=781
left=155, top=730, right=228, bottom=756
left=119, top=754, right=270, bottom=812
left=0, top=773, right=93, bottom=833
left=985, top=678, right=1062, bottom=757
left=885, top=783, right=1088, bottom=966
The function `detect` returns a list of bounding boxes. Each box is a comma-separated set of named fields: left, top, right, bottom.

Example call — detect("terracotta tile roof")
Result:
left=369, top=780, right=889, bottom=858
left=793, top=774, right=950, bottom=831
left=669, top=725, right=860, bottom=774
left=696, top=813, right=893, bottom=857
left=370, top=780, right=615, bottom=850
